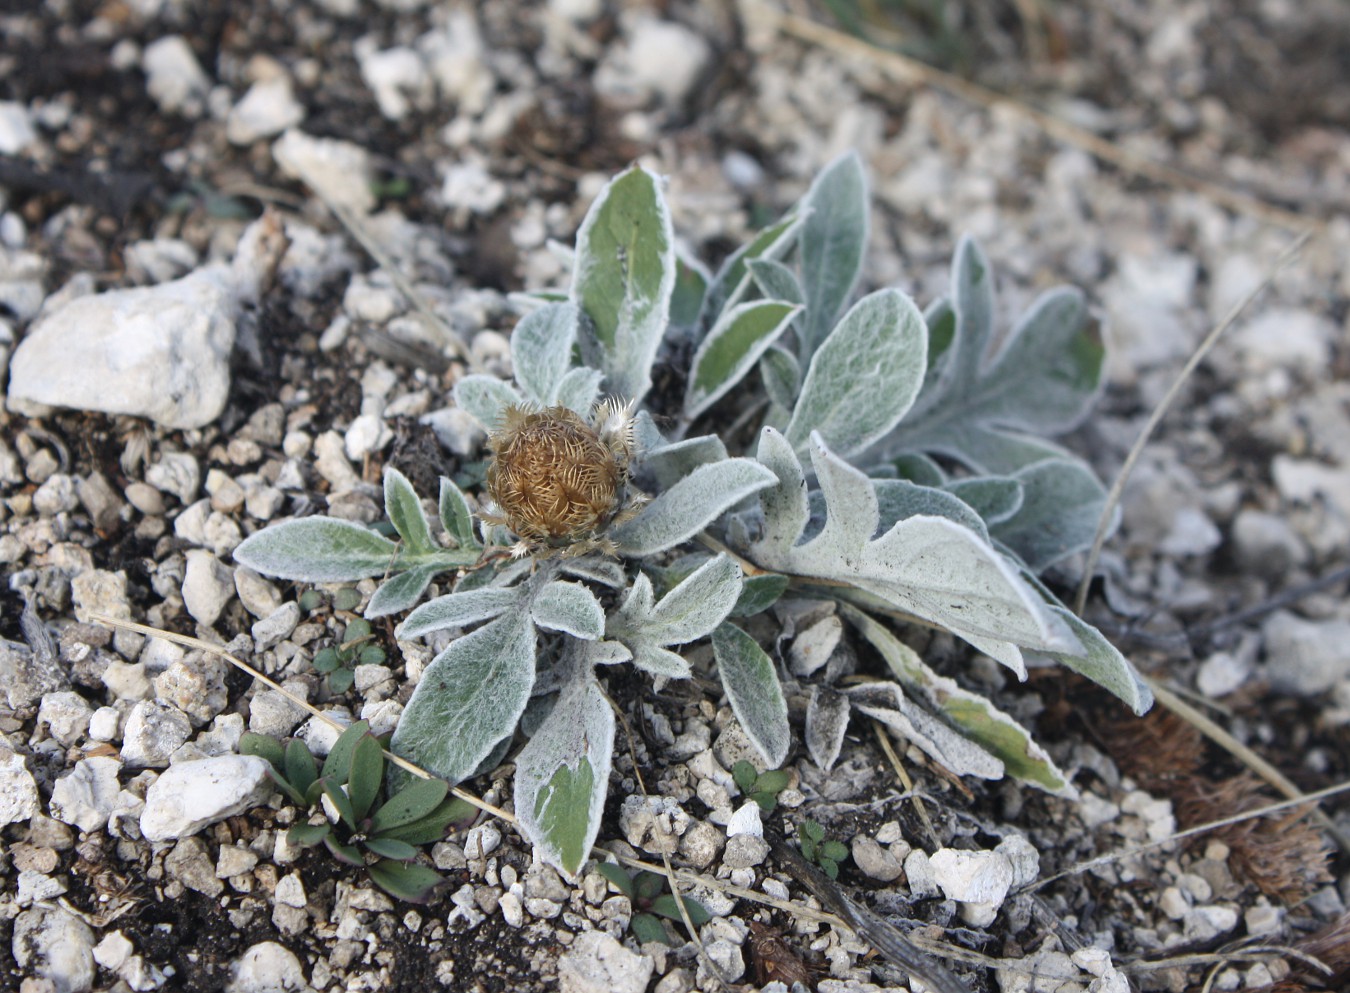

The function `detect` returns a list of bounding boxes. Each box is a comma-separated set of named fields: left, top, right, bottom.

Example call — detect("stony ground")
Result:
left=1, top=1, right=1348, bottom=992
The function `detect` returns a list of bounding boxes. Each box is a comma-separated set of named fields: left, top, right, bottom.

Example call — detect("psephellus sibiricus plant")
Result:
left=234, top=152, right=1153, bottom=880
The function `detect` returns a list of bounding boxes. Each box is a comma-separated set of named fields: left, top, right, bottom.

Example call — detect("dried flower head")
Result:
left=484, top=400, right=637, bottom=555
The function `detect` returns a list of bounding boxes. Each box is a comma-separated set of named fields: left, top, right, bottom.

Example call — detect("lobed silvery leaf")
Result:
left=384, top=467, right=434, bottom=555
left=365, top=566, right=438, bottom=619
left=747, top=257, right=804, bottom=306
left=511, top=302, right=582, bottom=407
left=748, top=430, right=1081, bottom=675
left=234, top=517, right=397, bottom=582
left=712, top=622, right=790, bottom=767
left=554, top=366, right=605, bottom=418
left=398, top=586, right=525, bottom=639
left=872, top=479, right=990, bottom=542
left=531, top=581, right=605, bottom=640
left=805, top=685, right=851, bottom=771
left=454, top=375, right=523, bottom=432
left=611, top=458, right=779, bottom=556
left=841, top=605, right=1075, bottom=795
left=785, top=289, right=928, bottom=458
left=753, top=426, right=810, bottom=560
left=583, top=640, right=633, bottom=666
left=946, top=477, right=1024, bottom=527
left=989, top=458, right=1111, bottom=573
left=875, top=237, right=1106, bottom=474
left=730, top=573, right=790, bottom=618
left=438, top=477, right=479, bottom=550
left=704, top=210, right=806, bottom=322
left=1034, top=602, right=1152, bottom=715
left=683, top=301, right=801, bottom=422
left=611, top=554, right=742, bottom=647
left=890, top=451, right=947, bottom=487
left=391, top=610, right=536, bottom=786
left=642, top=434, right=729, bottom=490
left=759, top=345, right=801, bottom=412
left=797, top=151, right=868, bottom=362
left=514, top=668, right=615, bottom=879
left=849, top=682, right=1006, bottom=782
left=570, top=166, right=675, bottom=402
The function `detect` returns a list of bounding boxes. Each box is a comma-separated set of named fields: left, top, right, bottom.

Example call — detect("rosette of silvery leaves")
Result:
left=235, top=154, right=1150, bottom=878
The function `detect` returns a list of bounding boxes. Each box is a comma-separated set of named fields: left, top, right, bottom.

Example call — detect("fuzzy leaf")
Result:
left=805, top=685, right=851, bottom=771
left=570, top=166, right=675, bottom=402
left=559, top=557, right=627, bottom=588
left=747, top=257, right=804, bottom=306
left=798, top=151, right=868, bottom=360
left=872, top=479, right=990, bottom=541
left=611, top=458, right=778, bottom=556
left=514, top=670, right=615, bottom=878
left=706, top=211, right=805, bottom=320
left=849, top=681, right=1005, bottom=782
left=630, top=645, right=692, bottom=679
left=759, top=345, right=801, bottom=412
left=612, top=554, right=742, bottom=647
left=946, top=477, right=1024, bottom=527
left=347, top=733, right=384, bottom=822
left=749, top=430, right=1080, bottom=673
left=642, top=435, right=729, bottom=490
left=785, top=289, right=928, bottom=458
left=369, top=777, right=450, bottom=833
left=397, top=587, right=524, bottom=639
left=712, top=622, right=789, bottom=767
left=531, top=581, right=605, bottom=640
left=670, top=252, right=710, bottom=329
left=367, top=860, right=444, bottom=903
left=554, top=366, right=604, bottom=417
left=233, top=517, right=398, bottom=582
left=512, top=302, right=582, bottom=406
left=730, top=573, right=789, bottom=618
left=439, top=477, right=479, bottom=550
left=990, top=459, right=1110, bottom=572
left=384, top=467, right=434, bottom=554
left=454, top=374, right=524, bottom=432
left=753, top=426, right=810, bottom=558
left=842, top=605, right=1076, bottom=795
left=878, top=238, right=1105, bottom=473
left=1036, top=604, right=1153, bottom=715
left=391, top=611, right=537, bottom=785
left=684, top=301, right=801, bottom=421
left=364, top=566, right=437, bottom=619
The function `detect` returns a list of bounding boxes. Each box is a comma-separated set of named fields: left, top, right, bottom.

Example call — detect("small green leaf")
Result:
left=287, top=822, right=331, bottom=847
left=634, top=871, right=665, bottom=901
left=376, top=795, right=474, bottom=845
left=820, top=858, right=840, bottom=880
left=649, top=893, right=712, bottom=926
left=438, top=477, right=479, bottom=550
left=323, top=779, right=358, bottom=832
left=367, top=860, right=445, bottom=903
left=397, top=587, right=524, bottom=639
left=312, top=647, right=340, bottom=673
left=747, top=257, right=804, bottom=306
left=384, top=467, right=434, bottom=554
left=358, top=644, right=387, bottom=665
left=347, top=733, right=385, bottom=822
left=239, top=732, right=285, bottom=771
left=530, top=581, right=605, bottom=640
left=298, top=589, right=326, bottom=614
left=283, top=739, right=318, bottom=799
left=332, top=587, right=362, bottom=612
left=759, top=345, right=801, bottom=411
left=370, top=777, right=449, bottom=833
left=754, top=769, right=790, bottom=794
left=712, top=623, right=790, bottom=767
left=328, top=668, right=355, bottom=694
left=322, top=720, right=371, bottom=783
left=233, top=518, right=398, bottom=582
left=630, top=913, right=671, bottom=945
left=731, top=760, right=758, bottom=794
left=752, top=791, right=778, bottom=813
left=596, top=863, right=634, bottom=899
left=363, top=836, right=419, bottom=861
left=343, top=618, right=372, bottom=645
left=821, top=840, right=849, bottom=862
left=670, top=252, right=709, bottom=328
left=323, top=833, right=364, bottom=867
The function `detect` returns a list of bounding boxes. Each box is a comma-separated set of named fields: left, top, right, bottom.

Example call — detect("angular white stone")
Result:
left=558, top=930, right=654, bottom=993
left=142, top=36, right=211, bottom=115
left=225, top=941, right=310, bottom=993
left=0, top=745, right=40, bottom=826
left=929, top=848, right=1015, bottom=906
left=273, top=129, right=376, bottom=216
left=12, top=906, right=96, bottom=993
left=49, top=755, right=123, bottom=833
left=140, top=755, right=274, bottom=842
left=227, top=77, right=305, bottom=145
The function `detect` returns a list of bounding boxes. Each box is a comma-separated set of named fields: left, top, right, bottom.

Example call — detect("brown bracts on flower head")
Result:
left=484, top=400, right=637, bottom=555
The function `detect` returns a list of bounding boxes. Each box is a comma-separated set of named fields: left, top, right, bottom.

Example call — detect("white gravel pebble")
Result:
left=0, top=744, right=40, bottom=826
left=38, top=690, right=94, bottom=747
left=557, top=930, right=654, bottom=993
left=1260, top=611, right=1350, bottom=696
left=252, top=602, right=301, bottom=650
left=140, top=754, right=274, bottom=842
left=12, top=906, right=96, bottom=993
left=145, top=451, right=201, bottom=504
left=272, top=129, right=376, bottom=216
left=227, top=77, right=305, bottom=145
left=142, top=36, right=211, bottom=116
left=48, top=755, right=123, bottom=833
left=225, top=941, right=311, bottom=993
left=120, top=700, right=192, bottom=768
left=182, top=549, right=236, bottom=626
left=0, top=101, right=37, bottom=155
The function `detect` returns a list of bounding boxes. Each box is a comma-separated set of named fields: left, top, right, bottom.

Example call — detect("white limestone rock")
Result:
left=140, top=755, right=274, bottom=842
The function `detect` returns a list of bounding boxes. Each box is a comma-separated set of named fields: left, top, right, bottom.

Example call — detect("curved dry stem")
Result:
left=1073, top=231, right=1312, bottom=615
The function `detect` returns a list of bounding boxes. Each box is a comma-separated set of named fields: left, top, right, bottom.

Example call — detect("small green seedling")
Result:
left=240, top=721, right=474, bottom=902
left=732, top=760, right=791, bottom=813
left=311, top=617, right=387, bottom=694
left=798, top=819, right=849, bottom=880
left=595, top=862, right=712, bottom=945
